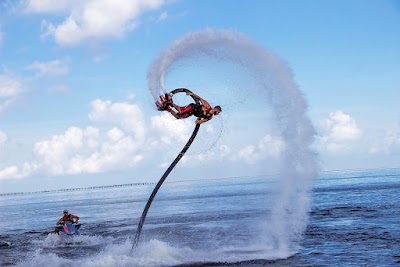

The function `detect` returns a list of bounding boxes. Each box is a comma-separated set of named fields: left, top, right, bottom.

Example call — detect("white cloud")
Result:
left=151, top=112, right=192, bottom=146
left=149, top=112, right=195, bottom=168
left=179, top=144, right=231, bottom=166
left=320, top=110, right=362, bottom=152
left=151, top=118, right=285, bottom=167
left=0, top=30, right=3, bottom=46
left=32, top=126, right=84, bottom=175
left=0, top=166, right=19, bottom=180
left=24, top=0, right=168, bottom=47
left=0, top=162, right=40, bottom=180
left=177, top=133, right=285, bottom=167
left=33, top=125, right=144, bottom=176
left=0, top=99, right=147, bottom=180
left=26, top=59, right=69, bottom=78
left=0, top=73, right=25, bottom=113
left=89, top=99, right=146, bottom=142
left=237, top=134, right=285, bottom=164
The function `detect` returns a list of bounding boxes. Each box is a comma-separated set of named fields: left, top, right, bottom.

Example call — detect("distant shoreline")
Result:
left=2, top=166, right=399, bottom=196
left=0, top=174, right=270, bottom=197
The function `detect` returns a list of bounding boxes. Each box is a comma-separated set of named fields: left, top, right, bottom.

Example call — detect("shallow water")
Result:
left=1, top=169, right=399, bottom=266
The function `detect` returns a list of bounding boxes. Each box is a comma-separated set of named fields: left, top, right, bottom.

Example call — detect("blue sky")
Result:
left=0, top=0, right=399, bottom=193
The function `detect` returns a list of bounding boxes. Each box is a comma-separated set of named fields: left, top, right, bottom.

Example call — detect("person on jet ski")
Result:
left=57, top=209, right=79, bottom=225
left=159, top=92, right=222, bottom=125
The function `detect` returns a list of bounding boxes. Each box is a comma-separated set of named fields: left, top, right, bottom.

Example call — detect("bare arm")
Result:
left=187, top=92, right=211, bottom=109
left=71, top=214, right=79, bottom=223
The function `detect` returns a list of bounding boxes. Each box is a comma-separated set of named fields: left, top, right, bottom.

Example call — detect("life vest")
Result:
left=62, top=214, right=72, bottom=222
left=191, top=104, right=212, bottom=119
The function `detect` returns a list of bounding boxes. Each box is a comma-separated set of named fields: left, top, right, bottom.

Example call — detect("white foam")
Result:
left=18, top=239, right=192, bottom=267
left=15, top=249, right=72, bottom=267
left=33, top=233, right=112, bottom=248
left=18, top=237, right=297, bottom=267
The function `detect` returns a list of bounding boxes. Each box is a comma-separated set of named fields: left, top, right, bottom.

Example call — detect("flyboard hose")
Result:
left=132, top=88, right=201, bottom=250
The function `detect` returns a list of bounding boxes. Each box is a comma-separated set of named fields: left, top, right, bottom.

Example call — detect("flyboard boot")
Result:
left=156, top=93, right=173, bottom=111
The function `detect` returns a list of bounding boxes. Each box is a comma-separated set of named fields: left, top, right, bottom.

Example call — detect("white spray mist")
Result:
left=147, top=28, right=318, bottom=257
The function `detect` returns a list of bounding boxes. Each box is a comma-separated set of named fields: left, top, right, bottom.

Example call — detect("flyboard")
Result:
left=132, top=88, right=201, bottom=250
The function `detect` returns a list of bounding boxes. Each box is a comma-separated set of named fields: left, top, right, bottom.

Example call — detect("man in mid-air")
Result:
left=158, top=91, right=222, bottom=125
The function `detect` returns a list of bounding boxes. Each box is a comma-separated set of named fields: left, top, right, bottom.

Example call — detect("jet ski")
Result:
left=55, top=222, right=81, bottom=236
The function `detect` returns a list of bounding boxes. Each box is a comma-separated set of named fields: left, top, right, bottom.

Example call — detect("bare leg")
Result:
left=168, top=109, right=180, bottom=119
left=167, top=103, right=183, bottom=119
left=167, top=104, right=191, bottom=119
left=171, top=103, right=182, bottom=113
left=167, top=108, right=192, bottom=119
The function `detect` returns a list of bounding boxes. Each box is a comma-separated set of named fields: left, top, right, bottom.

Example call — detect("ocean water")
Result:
left=0, top=169, right=399, bottom=266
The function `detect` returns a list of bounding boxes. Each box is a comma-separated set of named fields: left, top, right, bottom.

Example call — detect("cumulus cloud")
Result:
left=0, top=163, right=40, bottom=180
left=151, top=112, right=192, bottom=146
left=0, top=99, right=146, bottom=180
left=320, top=110, right=362, bottom=152
left=179, top=144, right=232, bottom=167
left=178, top=133, right=285, bottom=167
left=0, top=166, right=19, bottom=180
left=32, top=126, right=143, bottom=176
left=150, top=112, right=196, bottom=168
left=152, top=118, right=285, bottom=167
left=22, top=0, right=168, bottom=47
left=237, top=134, right=285, bottom=164
left=0, top=73, right=25, bottom=113
left=89, top=99, right=146, bottom=142
left=26, top=59, right=69, bottom=78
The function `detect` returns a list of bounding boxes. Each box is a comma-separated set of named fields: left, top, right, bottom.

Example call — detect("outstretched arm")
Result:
left=187, top=92, right=211, bottom=109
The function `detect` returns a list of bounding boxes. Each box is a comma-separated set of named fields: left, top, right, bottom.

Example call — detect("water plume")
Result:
left=147, top=28, right=318, bottom=256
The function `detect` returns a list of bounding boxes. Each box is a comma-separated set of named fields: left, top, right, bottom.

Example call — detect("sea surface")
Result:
left=0, top=169, right=399, bottom=266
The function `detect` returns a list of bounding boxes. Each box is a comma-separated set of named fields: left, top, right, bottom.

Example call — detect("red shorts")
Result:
left=178, top=104, right=194, bottom=115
